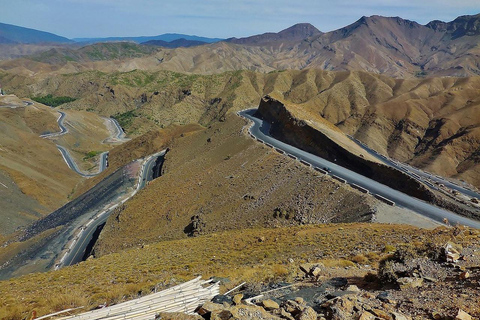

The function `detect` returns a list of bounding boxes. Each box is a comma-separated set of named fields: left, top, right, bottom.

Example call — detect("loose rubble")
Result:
left=192, top=239, right=478, bottom=320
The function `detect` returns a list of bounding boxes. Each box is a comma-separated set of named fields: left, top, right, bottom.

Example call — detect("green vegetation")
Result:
left=31, top=94, right=76, bottom=107
left=113, top=110, right=138, bottom=129
left=83, top=151, right=100, bottom=161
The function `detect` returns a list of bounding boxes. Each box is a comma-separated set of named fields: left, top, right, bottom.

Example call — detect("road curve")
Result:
left=239, top=109, right=480, bottom=229
left=110, top=118, right=128, bottom=140
left=58, top=150, right=167, bottom=267
left=39, top=111, right=68, bottom=138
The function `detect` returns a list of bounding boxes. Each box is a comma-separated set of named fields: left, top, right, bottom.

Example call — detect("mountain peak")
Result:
left=226, top=23, right=322, bottom=46
left=278, top=23, right=322, bottom=38
left=427, top=13, right=480, bottom=38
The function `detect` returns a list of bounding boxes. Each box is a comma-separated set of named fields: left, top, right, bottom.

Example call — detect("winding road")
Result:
left=57, top=150, right=166, bottom=268
left=239, top=109, right=480, bottom=229
left=39, top=111, right=67, bottom=138
left=39, top=110, right=129, bottom=177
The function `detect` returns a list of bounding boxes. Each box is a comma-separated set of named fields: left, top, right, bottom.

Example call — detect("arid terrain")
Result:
left=0, top=11, right=479, bottom=320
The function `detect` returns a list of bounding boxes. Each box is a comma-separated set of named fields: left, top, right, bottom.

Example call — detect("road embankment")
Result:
left=255, top=95, right=434, bottom=203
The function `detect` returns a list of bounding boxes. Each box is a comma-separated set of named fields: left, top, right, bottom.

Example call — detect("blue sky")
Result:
left=1, top=0, right=479, bottom=39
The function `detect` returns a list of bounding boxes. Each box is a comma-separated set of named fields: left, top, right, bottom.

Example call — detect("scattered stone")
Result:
left=396, top=277, right=423, bottom=290
left=345, top=285, right=361, bottom=292
left=261, top=299, right=280, bottom=310
left=422, top=276, right=438, bottom=283
left=459, top=271, right=470, bottom=279
left=197, top=301, right=226, bottom=316
left=359, top=311, right=376, bottom=320
left=445, top=242, right=461, bottom=262
left=281, top=299, right=305, bottom=317
left=298, top=306, right=317, bottom=320
left=455, top=309, right=472, bottom=320
left=210, top=309, right=233, bottom=320
left=391, top=312, right=411, bottom=320
left=280, top=308, right=295, bottom=320
left=377, top=292, right=395, bottom=304
left=371, top=308, right=392, bottom=320
left=229, top=304, right=281, bottom=320
left=233, top=294, right=243, bottom=306
left=294, top=297, right=305, bottom=305
left=311, top=266, right=323, bottom=277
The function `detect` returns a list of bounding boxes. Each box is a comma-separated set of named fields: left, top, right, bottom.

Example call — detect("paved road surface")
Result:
left=349, top=138, right=480, bottom=200
left=39, top=111, right=67, bottom=138
left=59, top=150, right=166, bottom=267
left=239, top=109, right=480, bottom=228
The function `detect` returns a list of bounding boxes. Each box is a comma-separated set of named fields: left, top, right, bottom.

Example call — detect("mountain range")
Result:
left=1, top=13, right=479, bottom=77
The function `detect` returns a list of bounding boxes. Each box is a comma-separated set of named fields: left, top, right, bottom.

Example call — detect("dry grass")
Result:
left=0, top=224, right=478, bottom=320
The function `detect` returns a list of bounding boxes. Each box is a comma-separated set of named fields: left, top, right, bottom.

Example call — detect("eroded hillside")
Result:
left=2, top=68, right=478, bottom=189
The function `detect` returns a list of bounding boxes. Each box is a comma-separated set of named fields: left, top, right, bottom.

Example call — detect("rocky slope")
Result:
left=1, top=224, right=478, bottom=320
left=93, top=114, right=376, bottom=257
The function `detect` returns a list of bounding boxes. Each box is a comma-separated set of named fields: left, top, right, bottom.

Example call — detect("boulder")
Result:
left=392, top=312, right=412, bottom=320
left=261, top=299, right=280, bottom=310
left=455, top=309, right=472, bottom=320
left=211, top=310, right=234, bottom=320
left=233, top=294, right=244, bottom=305
left=371, top=308, right=392, bottom=320
left=322, top=296, right=355, bottom=320
left=298, top=306, right=318, bottom=320
left=359, top=311, right=376, bottom=320
left=345, top=285, right=361, bottom=292
left=197, top=301, right=225, bottom=316
left=229, top=304, right=281, bottom=320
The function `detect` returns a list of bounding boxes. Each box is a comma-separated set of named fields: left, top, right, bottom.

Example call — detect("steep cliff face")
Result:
left=256, top=95, right=432, bottom=201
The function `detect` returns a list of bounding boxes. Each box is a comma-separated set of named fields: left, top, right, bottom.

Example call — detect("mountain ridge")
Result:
left=0, top=22, right=72, bottom=44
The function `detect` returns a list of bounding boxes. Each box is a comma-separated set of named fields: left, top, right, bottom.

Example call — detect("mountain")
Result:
left=1, top=14, right=480, bottom=78
left=142, top=38, right=208, bottom=48
left=0, top=22, right=72, bottom=44
left=226, top=23, right=322, bottom=45
left=73, top=33, right=223, bottom=44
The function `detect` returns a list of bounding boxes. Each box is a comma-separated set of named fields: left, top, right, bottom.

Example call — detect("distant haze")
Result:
left=0, top=0, right=479, bottom=39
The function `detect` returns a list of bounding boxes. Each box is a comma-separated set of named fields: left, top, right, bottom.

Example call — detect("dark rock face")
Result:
left=255, top=95, right=433, bottom=202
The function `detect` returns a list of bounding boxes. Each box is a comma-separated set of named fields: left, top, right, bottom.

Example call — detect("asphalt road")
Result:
left=349, top=137, right=480, bottom=200
left=60, top=150, right=166, bottom=267
left=239, top=109, right=480, bottom=228
left=56, top=145, right=106, bottom=178
left=40, top=111, right=67, bottom=138
left=41, top=111, right=110, bottom=177
left=109, top=118, right=127, bottom=140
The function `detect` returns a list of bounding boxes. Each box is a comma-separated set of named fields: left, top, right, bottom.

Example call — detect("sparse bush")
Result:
left=378, top=259, right=398, bottom=283
left=383, top=244, right=396, bottom=253
left=350, top=254, right=369, bottom=264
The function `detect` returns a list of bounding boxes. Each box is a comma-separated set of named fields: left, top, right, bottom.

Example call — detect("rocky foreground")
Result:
left=159, top=236, right=479, bottom=320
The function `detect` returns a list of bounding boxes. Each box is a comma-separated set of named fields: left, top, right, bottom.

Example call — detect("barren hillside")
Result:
left=2, top=68, right=478, bottom=189
left=1, top=14, right=479, bottom=78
